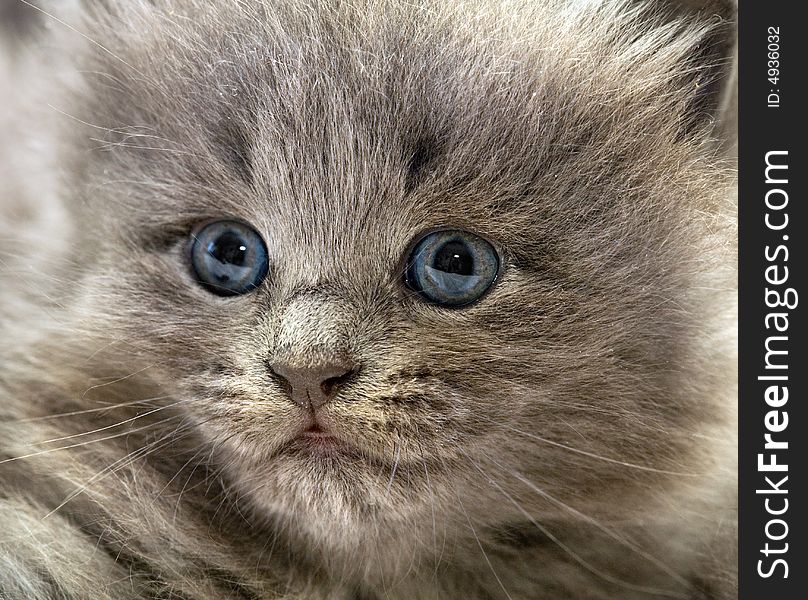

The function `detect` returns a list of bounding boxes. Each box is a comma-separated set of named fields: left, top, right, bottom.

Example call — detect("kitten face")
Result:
left=56, top=0, right=734, bottom=569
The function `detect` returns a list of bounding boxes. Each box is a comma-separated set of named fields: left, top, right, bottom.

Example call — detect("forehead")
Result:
left=93, top=15, right=529, bottom=218
left=86, top=0, right=693, bottom=279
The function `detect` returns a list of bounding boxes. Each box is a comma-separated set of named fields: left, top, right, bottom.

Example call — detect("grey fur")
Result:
left=0, top=1, right=737, bottom=598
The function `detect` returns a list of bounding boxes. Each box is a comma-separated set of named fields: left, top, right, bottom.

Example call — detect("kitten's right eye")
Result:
left=190, top=220, right=269, bottom=296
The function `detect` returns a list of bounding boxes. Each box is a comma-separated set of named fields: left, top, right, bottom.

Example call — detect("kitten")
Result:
left=0, top=1, right=737, bottom=598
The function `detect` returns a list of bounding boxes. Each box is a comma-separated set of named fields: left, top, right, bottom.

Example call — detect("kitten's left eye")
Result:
left=405, top=229, right=500, bottom=307
left=190, top=220, right=269, bottom=296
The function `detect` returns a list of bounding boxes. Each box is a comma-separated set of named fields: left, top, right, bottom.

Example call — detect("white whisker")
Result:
left=458, top=447, right=689, bottom=599
left=16, top=0, right=151, bottom=81
left=476, top=414, right=701, bottom=476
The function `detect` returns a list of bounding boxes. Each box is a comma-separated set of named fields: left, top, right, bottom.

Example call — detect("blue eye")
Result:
left=405, top=230, right=499, bottom=307
left=190, top=220, right=269, bottom=296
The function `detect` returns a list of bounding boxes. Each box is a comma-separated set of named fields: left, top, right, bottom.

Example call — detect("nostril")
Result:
left=271, top=369, right=294, bottom=398
left=320, top=376, right=338, bottom=397
left=267, top=359, right=359, bottom=408
left=320, top=366, right=359, bottom=397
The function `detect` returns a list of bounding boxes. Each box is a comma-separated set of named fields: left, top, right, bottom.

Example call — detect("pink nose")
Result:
left=269, top=359, right=357, bottom=408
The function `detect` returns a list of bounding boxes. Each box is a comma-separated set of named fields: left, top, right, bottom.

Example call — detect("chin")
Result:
left=234, top=432, right=440, bottom=553
left=227, top=435, right=380, bottom=508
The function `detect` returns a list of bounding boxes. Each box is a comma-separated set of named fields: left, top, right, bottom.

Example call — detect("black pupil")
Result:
left=433, top=241, right=473, bottom=275
left=208, top=231, right=248, bottom=266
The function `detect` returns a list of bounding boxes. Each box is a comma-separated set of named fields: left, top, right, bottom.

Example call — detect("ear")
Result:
left=645, top=0, right=737, bottom=151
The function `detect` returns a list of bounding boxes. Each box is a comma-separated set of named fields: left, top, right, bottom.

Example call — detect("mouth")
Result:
left=271, top=414, right=399, bottom=468
left=283, top=420, right=358, bottom=459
